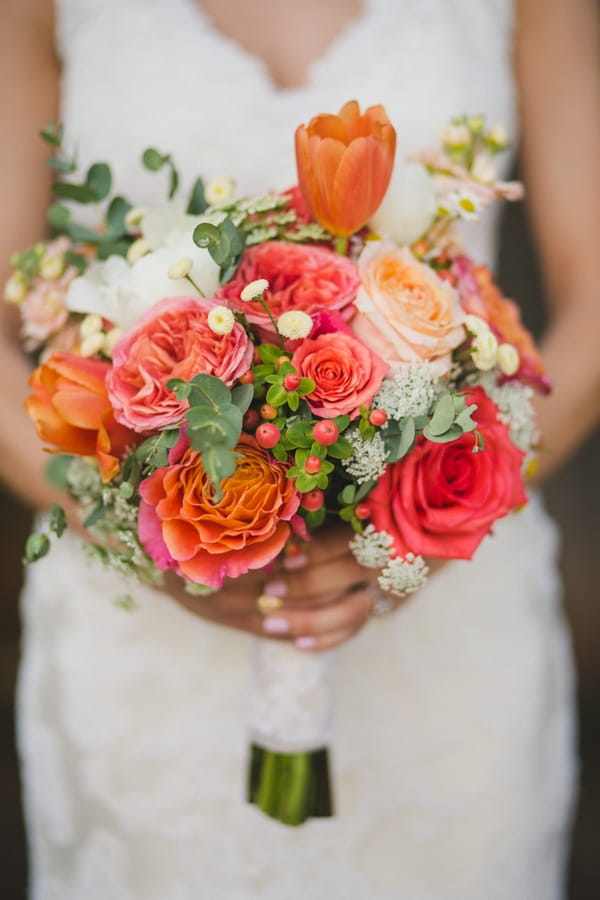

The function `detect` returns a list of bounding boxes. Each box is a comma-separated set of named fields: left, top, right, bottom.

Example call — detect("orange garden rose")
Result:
left=138, top=434, right=300, bottom=588
left=25, top=352, right=136, bottom=482
left=295, top=100, right=396, bottom=237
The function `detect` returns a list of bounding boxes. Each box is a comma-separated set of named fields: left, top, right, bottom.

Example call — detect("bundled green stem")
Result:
left=247, top=744, right=333, bottom=826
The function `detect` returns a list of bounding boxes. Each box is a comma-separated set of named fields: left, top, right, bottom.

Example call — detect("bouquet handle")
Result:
left=246, top=639, right=334, bottom=825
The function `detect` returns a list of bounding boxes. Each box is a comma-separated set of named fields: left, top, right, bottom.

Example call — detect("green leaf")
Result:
left=169, top=165, right=179, bottom=199
left=39, top=123, right=64, bottom=148
left=266, top=384, right=287, bottom=407
left=48, top=503, right=67, bottom=537
left=285, top=422, right=314, bottom=448
left=397, top=417, right=416, bottom=458
left=230, top=383, right=254, bottom=414
left=340, top=484, right=356, bottom=504
left=46, top=156, right=76, bottom=174
left=119, top=482, right=134, bottom=500
left=97, top=241, right=132, bottom=260
left=423, top=423, right=464, bottom=443
left=428, top=392, right=456, bottom=436
left=297, top=377, right=316, bottom=396
left=142, top=148, right=166, bottom=171
left=52, top=181, right=98, bottom=204
left=295, top=472, right=316, bottom=493
left=304, top=507, right=326, bottom=528
left=455, top=402, right=478, bottom=432
left=105, top=196, right=132, bottom=234
left=193, top=222, right=221, bottom=249
left=45, top=454, right=73, bottom=489
left=63, top=250, right=87, bottom=273
left=339, top=506, right=354, bottom=522
left=23, top=532, right=50, bottom=564
left=326, top=436, right=353, bottom=459
left=83, top=503, right=106, bottom=528
left=259, top=344, right=284, bottom=365
left=188, top=372, right=232, bottom=409
left=209, top=230, right=232, bottom=266
left=287, top=392, right=300, bottom=412
left=186, top=178, right=207, bottom=214
left=271, top=443, right=289, bottom=462
left=220, top=216, right=245, bottom=257
left=86, top=162, right=112, bottom=201
left=200, top=445, right=237, bottom=499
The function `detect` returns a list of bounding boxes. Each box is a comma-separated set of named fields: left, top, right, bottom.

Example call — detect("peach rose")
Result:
left=107, top=296, right=253, bottom=433
left=216, top=241, right=359, bottom=335
left=352, top=242, right=466, bottom=376
left=138, top=434, right=300, bottom=587
left=25, top=352, right=136, bottom=482
left=291, top=330, right=388, bottom=418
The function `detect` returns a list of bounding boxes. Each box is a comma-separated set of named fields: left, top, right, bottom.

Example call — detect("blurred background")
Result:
left=0, top=188, right=598, bottom=898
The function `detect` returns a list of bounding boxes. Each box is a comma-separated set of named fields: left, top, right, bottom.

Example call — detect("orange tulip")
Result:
left=25, top=352, right=136, bottom=482
left=295, top=100, right=396, bottom=237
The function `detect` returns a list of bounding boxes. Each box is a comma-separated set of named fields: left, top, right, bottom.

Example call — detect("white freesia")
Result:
left=66, top=236, right=220, bottom=331
left=369, top=161, right=436, bottom=245
left=140, top=204, right=206, bottom=249
left=472, top=330, right=498, bottom=370
left=497, top=342, right=520, bottom=376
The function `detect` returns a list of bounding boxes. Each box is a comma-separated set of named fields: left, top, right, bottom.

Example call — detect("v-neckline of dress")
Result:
left=183, top=0, right=375, bottom=93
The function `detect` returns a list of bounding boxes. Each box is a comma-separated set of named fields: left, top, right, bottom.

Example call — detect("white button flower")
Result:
left=276, top=310, right=313, bottom=340
left=497, top=342, right=520, bottom=376
left=207, top=305, right=235, bottom=335
left=240, top=278, right=270, bottom=301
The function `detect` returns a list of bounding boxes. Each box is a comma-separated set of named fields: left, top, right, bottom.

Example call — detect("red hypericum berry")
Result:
left=260, top=403, right=279, bottom=421
left=304, top=455, right=322, bottom=474
left=301, top=489, right=324, bottom=511
left=283, top=373, right=301, bottom=392
left=239, top=370, right=255, bottom=384
left=276, top=355, right=291, bottom=370
left=252, top=347, right=262, bottom=364
left=437, top=269, right=454, bottom=283
left=255, top=423, right=281, bottom=449
left=355, top=503, right=371, bottom=520
left=368, top=408, right=388, bottom=427
left=412, top=240, right=428, bottom=258
left=312, top=420, right=339, bottom=446
left=242, top=408, right=260, bottom=431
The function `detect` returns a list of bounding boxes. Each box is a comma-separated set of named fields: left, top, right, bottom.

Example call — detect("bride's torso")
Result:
left=55, top=0, right=516, bottom=265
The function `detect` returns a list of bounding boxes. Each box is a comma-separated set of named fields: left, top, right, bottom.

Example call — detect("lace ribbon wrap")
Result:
left=246, top=640, right=335, bottom=753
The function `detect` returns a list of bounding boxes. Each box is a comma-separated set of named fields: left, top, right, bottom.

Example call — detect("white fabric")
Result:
left=17, top=1, right=577, bottom=898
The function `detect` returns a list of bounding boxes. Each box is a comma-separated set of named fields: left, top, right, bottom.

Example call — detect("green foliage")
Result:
left=142, top=148, right=179, bottom=198
left=193, top=217, right=245, bottom=283
left=186, top=178, right=208, bottom=215
left=166, top=373, right=253, bottom=501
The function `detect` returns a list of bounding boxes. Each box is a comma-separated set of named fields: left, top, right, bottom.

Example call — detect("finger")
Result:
left=262, top=585, right=372, bottom=639
left=294, top=625, right=361, bottom=652
left=283, top=557, right=370, bottom=602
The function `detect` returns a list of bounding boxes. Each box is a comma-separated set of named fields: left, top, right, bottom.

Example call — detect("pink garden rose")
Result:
left=291, top=330, right=388, bottom=418
left=107, top=296, right=252, bottom=432
left=364, top=387, right=527, bottom=560
left=138, top=433, right=300, bottom=587
left=216, top=241, right=359, bottom=334
left=352, top=241, right=466, bottom=376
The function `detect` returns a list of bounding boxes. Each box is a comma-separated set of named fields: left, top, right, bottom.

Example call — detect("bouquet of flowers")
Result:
left=5, top=102, right=548, bottom=826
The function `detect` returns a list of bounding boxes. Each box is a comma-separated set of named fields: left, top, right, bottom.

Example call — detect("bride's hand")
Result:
left=162, top=523, right=443, bottom=651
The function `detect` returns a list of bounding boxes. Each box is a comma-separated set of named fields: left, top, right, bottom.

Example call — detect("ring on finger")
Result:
left=256, top=593, right=284, bottom=615
left=349, top=581, right=394, bottom=617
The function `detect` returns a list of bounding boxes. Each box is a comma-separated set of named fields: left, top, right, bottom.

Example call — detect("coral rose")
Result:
left=216, top=241, right=359, bottom=336
left=25, top=351, right=136, bottom=482
left=138, top=434, right=300, bottom=587
left=292, top=331, right=388, bottom=418
left=364, top=387, right=527, bottom=560
left=295, top=99, right=396, bottom=237
left=453, top=256, right=551, bottom=393
left=352, top=242, right=466, bottom=377
left=107, top=296, right=253, bottom=433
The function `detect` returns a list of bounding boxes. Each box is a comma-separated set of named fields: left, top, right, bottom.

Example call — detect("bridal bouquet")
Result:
left=6, top=102, right=548, bottom=825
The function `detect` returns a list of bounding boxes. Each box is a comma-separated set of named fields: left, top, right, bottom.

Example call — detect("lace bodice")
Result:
left=55, top=0, right=516, bottom=264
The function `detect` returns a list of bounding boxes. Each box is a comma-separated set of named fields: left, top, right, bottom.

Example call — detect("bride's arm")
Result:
left=516, top=0, right=600, bottom=482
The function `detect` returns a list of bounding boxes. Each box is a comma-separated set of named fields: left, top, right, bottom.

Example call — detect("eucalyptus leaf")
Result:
left=428, top=392, right=456, bottom=436
left=86, top=162, right=112, bottom=201
left=23, top=533, right=50, bottom=564
left=52, top=181, right=98, bottom=204
left=46, top=157, right=76, bottom=174
left=397, top=417, right=416, bottom=458
left=193, top=222, right=221, bottom=249
left=48, top=503, right=67, bottom=537
left=340, top=484, right=356, bottom=504
left=230, top=383, right=254, bottom=414
left=187, top=178, right=207, bottom=214
left=423, top=423, right=464, bottom=443
left=97, top=241, right=131, bottom=260
left=142, top=148, right=166, bottom=171
left=105, top=196, right=132, bottom=234
left=188, top=372, right=232, bottom=409
left=39, top=123, right=64, bottom=148
left=83, top=503, right=106, bottom=528
left=45, top=454, right=73, bottom=489
left=455, top=403, right=478, bottom=432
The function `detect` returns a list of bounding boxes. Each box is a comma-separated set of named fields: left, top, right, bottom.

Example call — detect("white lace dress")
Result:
left=17, top=1, right=577, bottom=898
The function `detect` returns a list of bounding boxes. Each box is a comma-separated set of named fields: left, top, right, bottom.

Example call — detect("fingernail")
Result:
left=295, top=636, right=316, bottom=650
left=263, top=579, right=288, bottom=598
left=283, top=552, right=308, bottom=571
left=263, top=617, right=290, bottom=634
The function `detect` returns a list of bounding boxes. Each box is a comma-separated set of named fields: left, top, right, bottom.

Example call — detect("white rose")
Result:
left=368, top=162, right=436, bottom=245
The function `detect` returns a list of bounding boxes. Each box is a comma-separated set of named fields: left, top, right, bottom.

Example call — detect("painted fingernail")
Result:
left=263, top=579, right=288, bottom=598
left=263, top=617, right=290, bottom=634
left=283, top=552, right=308, bottom=571
left=295, top=636, right=316, bottom=650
